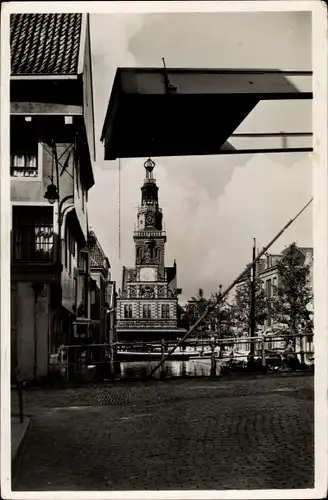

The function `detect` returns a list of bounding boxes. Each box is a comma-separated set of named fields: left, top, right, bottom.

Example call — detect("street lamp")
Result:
left=44, top=183, right=60, bottom=205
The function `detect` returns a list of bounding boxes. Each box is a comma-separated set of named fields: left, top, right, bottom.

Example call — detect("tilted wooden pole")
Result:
left=147, top=197, right=313, bottom=378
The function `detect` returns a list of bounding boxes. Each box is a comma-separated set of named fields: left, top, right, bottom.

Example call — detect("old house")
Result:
left=89, top=230, right=116, bottom=344
left=231, top=247, right=314, bottom=356
left=10, top=13, right=96, bottom=382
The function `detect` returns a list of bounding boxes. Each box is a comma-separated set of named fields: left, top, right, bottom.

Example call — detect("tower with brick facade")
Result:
left=117, top=159, right=185, bottom=342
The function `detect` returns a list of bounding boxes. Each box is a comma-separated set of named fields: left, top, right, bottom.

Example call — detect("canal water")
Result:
left=113, top=358, right=223, bottom=379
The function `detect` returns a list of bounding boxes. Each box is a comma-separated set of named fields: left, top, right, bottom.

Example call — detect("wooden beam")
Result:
left=11, top=102, right=83, bottom=115
left=119, top=69, right=312, bottom=99
left=10, top=75, right=78, bottom=80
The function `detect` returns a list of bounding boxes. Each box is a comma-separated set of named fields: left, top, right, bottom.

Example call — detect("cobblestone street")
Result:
left=12, top=374, right=314, bottom=491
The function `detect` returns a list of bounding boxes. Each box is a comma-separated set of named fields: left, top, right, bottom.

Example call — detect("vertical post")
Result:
left=250, top=238, right=256, bottom=357
left=65, top=346, right=69, bottom=382
left=210, top=337, right=216, bottom=376
left=161, top=339, right=165, bottom=362
left=160, top=338, right=166, bottom=378
left=300, top=334, right=305, bottom=365
left=217, top=284, right=222, bottom=355
left=261, top=335, right=266, bottom=373
left=109, top=339, right=114, bottom=378
left=218, top=285, right=222, bottom=337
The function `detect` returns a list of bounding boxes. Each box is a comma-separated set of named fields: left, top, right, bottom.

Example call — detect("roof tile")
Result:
left=88, top=231, right=110, bottom=270
left=11, top=13, right=82, bottom=75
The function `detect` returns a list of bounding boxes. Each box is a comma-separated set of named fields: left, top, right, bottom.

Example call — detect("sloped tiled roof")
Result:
left=88, top=231, right=110, bottom=270
left=10, top=13, right=82, bottom=75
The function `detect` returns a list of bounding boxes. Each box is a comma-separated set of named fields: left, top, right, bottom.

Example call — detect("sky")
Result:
left=87, top=11, right=312, bottom=303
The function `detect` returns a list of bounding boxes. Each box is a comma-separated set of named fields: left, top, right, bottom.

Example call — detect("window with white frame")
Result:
left=13, top=206, right=54, bottom=262
left=10, top=135, right=40, bottom=178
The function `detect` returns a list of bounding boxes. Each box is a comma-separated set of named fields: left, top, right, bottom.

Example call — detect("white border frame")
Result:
left=1, top=2, right=327, bottom=500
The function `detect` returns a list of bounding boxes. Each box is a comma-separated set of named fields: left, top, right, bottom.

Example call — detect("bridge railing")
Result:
left=51, top=332, right=314, bottom=382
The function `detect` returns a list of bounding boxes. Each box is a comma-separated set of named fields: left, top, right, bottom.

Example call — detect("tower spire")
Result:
left=141, top=158, right=159, bottom=208
left=144, top=157, right=155, bottom=181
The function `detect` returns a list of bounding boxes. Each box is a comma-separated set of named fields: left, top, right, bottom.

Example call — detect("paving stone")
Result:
left=12, top=375, right=314, bottom=491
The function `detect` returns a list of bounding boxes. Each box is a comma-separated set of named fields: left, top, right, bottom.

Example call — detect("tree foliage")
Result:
left=184, top=288, right=232, bottom=338
left=271, top=243, right=313, bottom=339
left=230, top=274, right=268, bottom=334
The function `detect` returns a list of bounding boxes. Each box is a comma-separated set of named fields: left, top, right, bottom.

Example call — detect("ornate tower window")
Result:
left=136, top=247, right=143, bottom=264
left=124, top=304, right=133, bottom=318
left=142, top=304, right=152, bottom=318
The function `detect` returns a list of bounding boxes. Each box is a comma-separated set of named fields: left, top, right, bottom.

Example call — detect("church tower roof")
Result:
left=141, top=158, right=159, bottom=207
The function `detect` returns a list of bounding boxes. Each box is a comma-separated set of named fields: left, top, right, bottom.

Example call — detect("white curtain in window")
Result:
left=27, top=154, right=37, bottom=168
left=13, top=154, right=25, bottom=167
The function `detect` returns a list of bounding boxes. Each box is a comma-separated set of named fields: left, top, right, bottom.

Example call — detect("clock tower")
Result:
left=134, top=158, right=166, bottom=280
left=117, top=159, right=185, bottom=342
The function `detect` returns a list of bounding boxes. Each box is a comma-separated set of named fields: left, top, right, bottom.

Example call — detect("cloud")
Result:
left=88, top=12, right=313, bottom=304
left=89, top=152, right=312, bottom=304
left=128, top=11, right=311, bottom=70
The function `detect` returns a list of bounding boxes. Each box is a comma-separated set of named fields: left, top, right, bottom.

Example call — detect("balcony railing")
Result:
left=137, top=205, right=162, bottom=213
left=134, top=230, right=166, bottom=238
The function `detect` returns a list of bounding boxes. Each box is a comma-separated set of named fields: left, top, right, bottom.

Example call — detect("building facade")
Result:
left=10, top=13, right=97, bottom=382
left=231, top=246, right=314, bottom=354
left=117, top=159, right=185, bottom=342
left=258, top=247, right=313, bottom=353
left=89, top=230, right=116, bottom=348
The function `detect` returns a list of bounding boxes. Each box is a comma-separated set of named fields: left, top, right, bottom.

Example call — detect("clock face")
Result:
left=140, top=267, right=156, bottom=282
left=146, top=214, right=155, bottom=225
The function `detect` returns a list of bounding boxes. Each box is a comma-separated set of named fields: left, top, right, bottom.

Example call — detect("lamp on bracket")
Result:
left=44, top=183, right=60, bottom=205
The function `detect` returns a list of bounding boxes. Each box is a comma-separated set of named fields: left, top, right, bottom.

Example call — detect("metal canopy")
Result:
left=101, top=68, right=312, bottom=161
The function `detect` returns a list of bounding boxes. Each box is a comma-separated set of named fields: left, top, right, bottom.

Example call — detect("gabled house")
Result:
left=88, top=230, right=116, bottom=346
left=10, top=13, right=96, bottom=382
